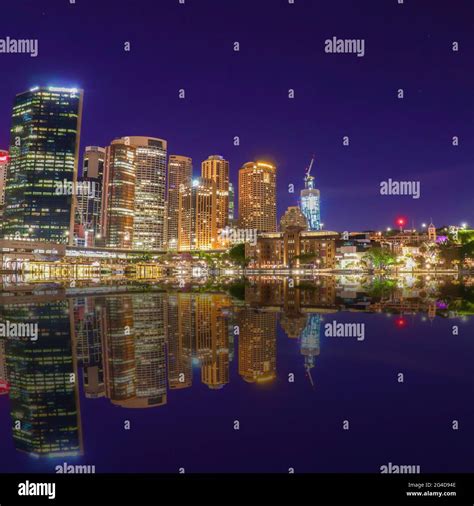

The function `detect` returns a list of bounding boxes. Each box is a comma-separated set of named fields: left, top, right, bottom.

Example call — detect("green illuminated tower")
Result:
left=2, top=86, right=83, bottom=244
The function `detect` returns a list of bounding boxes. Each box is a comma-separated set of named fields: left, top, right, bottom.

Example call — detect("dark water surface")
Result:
left=0, top=276, right=472, bottom=473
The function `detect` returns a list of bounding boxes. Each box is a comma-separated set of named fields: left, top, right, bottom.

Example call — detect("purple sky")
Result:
left=1, top=0, right=473, bottom=231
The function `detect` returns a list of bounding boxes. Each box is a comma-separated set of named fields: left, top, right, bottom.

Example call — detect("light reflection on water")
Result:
left=0, top=275, right=473, bottom=473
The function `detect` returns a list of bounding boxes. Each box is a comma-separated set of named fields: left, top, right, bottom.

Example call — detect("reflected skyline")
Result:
left=0, top=275, right=473, bottom=472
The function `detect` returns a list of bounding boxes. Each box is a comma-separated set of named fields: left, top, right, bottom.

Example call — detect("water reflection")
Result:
left=0, top=275, right=472, bottom=462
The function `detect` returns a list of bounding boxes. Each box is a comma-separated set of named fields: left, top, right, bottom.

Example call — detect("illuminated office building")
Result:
left=238, top=161, right=277, bottom=232
left=1, top=87, right=83, bottom=244
left=76, top=146, right=105, bottom=247
left=125, top=137, right=167, bottom=250
left=166, top=155, right=192, bottom=250
left=178, top=177, right=216, bottom=251
left=103, top=139, right=136, bottom=249
left=201, top=155, right=229, bottom=241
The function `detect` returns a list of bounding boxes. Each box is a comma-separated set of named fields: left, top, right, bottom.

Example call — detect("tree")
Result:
left=228, top=243, right=249, bottom=267
left=363, top=247, right=396, bottom=269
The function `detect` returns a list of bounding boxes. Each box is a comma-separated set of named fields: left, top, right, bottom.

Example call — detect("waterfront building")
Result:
left=238, top=161, right=277, bottom=232
left=202, top=155, right=229, bottom=243
left=280, top=206, right=308, bottom=232
left=178, top=177, right=216, bottom=251
left=0, top=150, right=8, bottom=218
left=127, top=137, right=167, bottom=250
left=103, top=139, right=136, bottom=249
left=76, top=146, right=105, bottom=247
left=167, top=155, right=192, bottom=250
left=2, top=87, right=83, bottom=244
left=247, top=230, right=338, bottom=268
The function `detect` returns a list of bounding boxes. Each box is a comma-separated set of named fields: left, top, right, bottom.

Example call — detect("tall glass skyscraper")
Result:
left=76, top=146, right=105, bottom=247
left=300, top=172, right=321, bottom=231
left=2, top=87, right=83, bottom=244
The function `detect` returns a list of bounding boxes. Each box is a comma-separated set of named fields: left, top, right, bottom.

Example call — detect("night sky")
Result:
left=1, top=0, right=473, bottom=231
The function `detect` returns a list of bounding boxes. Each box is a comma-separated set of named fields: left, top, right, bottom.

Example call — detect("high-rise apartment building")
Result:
left=125, top=136, right=167, bottom=250
left=238, top=161, right=277, bottom=233
left=2, top=87, right=83, bottom=244
left=167, top=155, right=192, bottom=250
left=178, top=177, right=216, bottom=251
left=103, top=139, right=136, bottom=249
left=201, top=155, right=229, bottom=242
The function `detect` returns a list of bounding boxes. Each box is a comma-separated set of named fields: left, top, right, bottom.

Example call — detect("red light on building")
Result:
left=0, top=156, right=8, bottom=163
left=396, top=217, right=406, bottom=226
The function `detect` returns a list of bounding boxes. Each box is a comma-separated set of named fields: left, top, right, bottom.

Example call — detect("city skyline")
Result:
left=0, top=0, right=472, bottom=232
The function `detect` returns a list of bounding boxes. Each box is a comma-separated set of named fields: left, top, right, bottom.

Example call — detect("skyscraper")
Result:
left=125, top=136, right=167, bottom=250
left=2, top=87, right=83, bottom=244
left=178, top=177, right=216, bottom=251
left=0, top=150, right=8, bottom=234
left=0, top=150, right=8, bottom=213
left=167, top=155, right=192, bottom=250
left=238, top=161, right=277, bottom=233
left=75, top=146, right=105, bottom=247
left=201, top=155, right=229, bottom=242
left=300, top=159, right=321, bottom=231
left=104, top=139, right=136, bottom=249
left=228, top=182, right=235, bottom=225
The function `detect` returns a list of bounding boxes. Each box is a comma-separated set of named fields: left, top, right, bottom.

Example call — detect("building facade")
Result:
left=126, top=136, right=167, bottom=250
left=248, top=229, right=338, bottom=268
left=167, top=155, right=192, bottom=250
left=201, top=155, right=229, bottom=242
left=238, top=161, right=277, bottom=233
left=300, top=170, right=321, bottom=231
left=104, top=139, right=136, bottom=249
left=178, top=178, right=216, bottom=251
left=2, top=87, right=83, bottom=244
left=0, top=150, right=8, bottom=210
left=280, top=206, right=308, bottom=232
left=76, top=146, right=105, bottom=247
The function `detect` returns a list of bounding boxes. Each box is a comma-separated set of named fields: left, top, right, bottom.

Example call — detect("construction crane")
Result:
left=305, top=155, right=315, bottom=179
